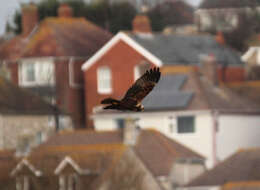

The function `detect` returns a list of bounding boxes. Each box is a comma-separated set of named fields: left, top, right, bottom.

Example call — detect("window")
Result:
left=134, top=61, right=150, bottom=81
left=25, top=64, right=35, bottom=82
left=59, top=175, right=66, bottom=190
left=19, top=60, right=55, bottom=86
left=59, top=174, right=78, bottom=190
left=97, top=66, right=112, bottom=94
left=16, top=176, right=29, bottom=190
left=68, top=174, right=77, bottom=190
left=177, top=116, right=195, bottom=134
left=116, top=119, right=125, bottom=129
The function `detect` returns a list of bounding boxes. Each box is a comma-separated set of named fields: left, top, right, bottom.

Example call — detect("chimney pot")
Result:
left=22, top=3, right=38, bottom=36
left=58, top=3, right=73, bottom=17
left=132, top=15, right=152, bottom=34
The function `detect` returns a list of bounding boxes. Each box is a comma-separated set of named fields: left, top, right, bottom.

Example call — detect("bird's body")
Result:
left=101, top=67, right=161, bottom=112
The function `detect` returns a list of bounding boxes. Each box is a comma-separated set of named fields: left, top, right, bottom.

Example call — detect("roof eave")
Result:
left=81, top=32, right=163, bottom=71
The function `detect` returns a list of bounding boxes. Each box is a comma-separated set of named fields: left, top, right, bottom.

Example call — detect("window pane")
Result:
left=177, top=116, right=195, bottom=133
left=25, top=64, right=35, bottom=82
left=37, top=62, right=54, bottom=84
left=97, top=67, right=112, bottom=93
left=116, top=119, right=125, bottom=129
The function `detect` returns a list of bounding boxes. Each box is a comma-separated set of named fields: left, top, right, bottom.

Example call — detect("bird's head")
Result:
left=137, top=104, right=144, bottom=112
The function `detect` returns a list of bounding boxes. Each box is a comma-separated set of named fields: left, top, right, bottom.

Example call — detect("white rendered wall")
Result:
left=93, top=111, right=215, bottom=168
left=217, top=115, right=260, bottom=162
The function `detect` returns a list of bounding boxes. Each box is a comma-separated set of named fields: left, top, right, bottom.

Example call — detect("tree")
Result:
left=222, top=13, right=255, bottom=51
left=7, top=0, right=136, bottom=35
left=147, top=1, right=194, bottom=31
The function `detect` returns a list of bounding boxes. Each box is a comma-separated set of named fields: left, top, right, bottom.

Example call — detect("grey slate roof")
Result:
left=142, top=75, right=193, bottom=110
left=128, top=33, right=243, bottom=66
left=199, top=0, right=260, bottom=9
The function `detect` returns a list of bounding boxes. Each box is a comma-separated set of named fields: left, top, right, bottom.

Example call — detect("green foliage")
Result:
left=108, top=2, right=136, bottom=33
left=11, top=10, right=22, bottom=34
left=7, top=0, right=136, bottom=35
left=147, top=1, right=194, bottom=31
left=38, top=0, right=59, bottom=19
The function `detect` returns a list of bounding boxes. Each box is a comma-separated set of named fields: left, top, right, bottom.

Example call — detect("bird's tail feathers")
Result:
left=101, top=98, right=120, bottom=104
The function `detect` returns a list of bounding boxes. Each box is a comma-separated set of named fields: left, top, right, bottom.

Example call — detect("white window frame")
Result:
left=16, top=176, right=29, bottom=190
left=59, top=175, right=66, bottom=190
left=97, top=66, right=112, bottom=94
left=19, top=59, right=55, bottom=87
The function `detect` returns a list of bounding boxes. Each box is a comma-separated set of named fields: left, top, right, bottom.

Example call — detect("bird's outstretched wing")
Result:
left=121, top=67, right=161, bottom=106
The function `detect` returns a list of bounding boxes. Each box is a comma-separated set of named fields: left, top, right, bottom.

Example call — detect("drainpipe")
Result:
left=212, top=110, right=219, bottom=166
left=54, top=106, right=59, bottom=132
left=68, top=57, right=83, bottom=89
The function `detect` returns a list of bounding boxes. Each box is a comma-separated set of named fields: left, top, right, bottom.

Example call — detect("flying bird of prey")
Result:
left=101, top=67, right=161, bottom=111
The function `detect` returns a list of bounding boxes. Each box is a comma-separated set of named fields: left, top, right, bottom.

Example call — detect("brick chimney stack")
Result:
left=199, top=54, right=218, bottom=85
left=22, top=3, right=38, bottom=36
left=58, top=3, right=73, bottom=17
left=132, top=15, right=152, bottom=34
left=123, top=118, right=140, bottom=146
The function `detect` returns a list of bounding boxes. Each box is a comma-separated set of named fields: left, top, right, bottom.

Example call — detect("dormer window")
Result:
left=97, top=66, right=112, bottom=94
left=59, top=174, right=78, bottom=190
left=16, top=176, right=30, bottom=190
left=19, top=59, right=55, bottom=87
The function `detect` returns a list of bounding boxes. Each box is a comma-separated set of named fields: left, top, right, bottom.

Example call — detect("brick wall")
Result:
left=55, top=60, right=85, bottom=129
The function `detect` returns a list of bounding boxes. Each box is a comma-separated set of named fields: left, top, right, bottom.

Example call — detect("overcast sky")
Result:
left=0, top=0, right=202, bottom=35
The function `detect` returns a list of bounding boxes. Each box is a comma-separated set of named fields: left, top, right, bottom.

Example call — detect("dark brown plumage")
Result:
left=101, top=67, right=161, bottom=111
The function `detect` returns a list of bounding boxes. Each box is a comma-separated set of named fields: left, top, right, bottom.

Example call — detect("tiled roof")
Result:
left=199, top=0, right=260, bottom=9
left=187, top=149, right=260, bottom=187
left=127, top=33, right=243, bottom=66
left=24, top=17, right=112, bottom=57
left=0, top=35, right=28, bottom=61
left=222, top=181, right=260, bottom=190
left=226, top=81, right=260, bottom=106
left=27, top=144, right=126, bottom=175
left=0, top=150, right=19, bottom=180
left=0, top=77, right=60, bottom=115
left=0, top=17, right=112, bottom=61
left=134, top=130, right=204, bottom=176
left=42, top=129, right=204, bottom=177
left=43, top=130, right=123, bottom=146
left=200, top=78, right=260, bottom=113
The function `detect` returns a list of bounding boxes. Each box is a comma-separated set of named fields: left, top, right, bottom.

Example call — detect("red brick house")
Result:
left=0, top=3, right=112, bottom=129
left=81, top=15, right=245, bottom=128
